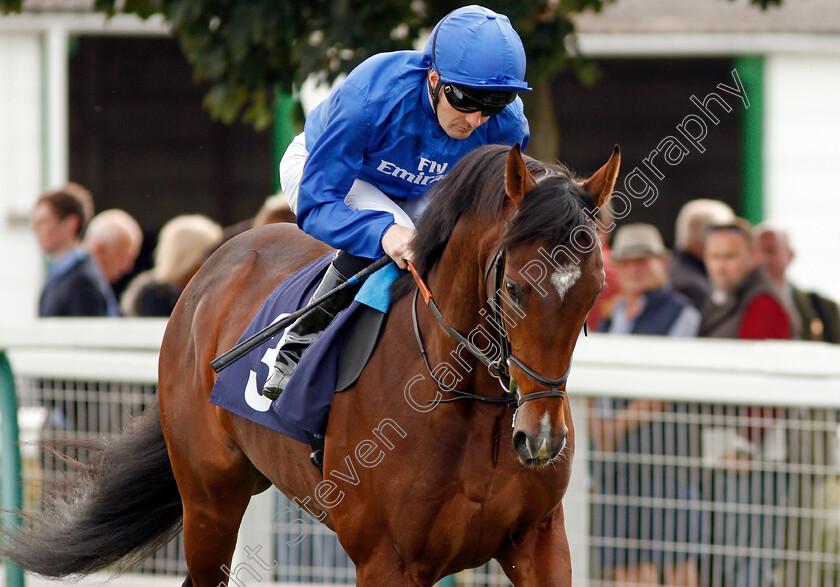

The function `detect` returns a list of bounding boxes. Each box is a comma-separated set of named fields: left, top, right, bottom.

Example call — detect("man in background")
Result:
left=754, top=223, right=840, bottom=343
left=599, top=223, right=699, bottom=336
left=34, top=181, right=142, bottom=318
left=669, top=199, right=735, bottom=310
left=700, top=218, right=789, bottom=587
left=33, top=183, right=110, bottom=317
left=700, top=219, right=790, bottom=340
left=84, top=209, right=143, bottom=293
left=592, top=223, right=703, bottom=587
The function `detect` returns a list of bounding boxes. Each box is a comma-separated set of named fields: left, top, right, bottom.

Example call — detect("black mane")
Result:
left=391, top=144, right=598, bottom=301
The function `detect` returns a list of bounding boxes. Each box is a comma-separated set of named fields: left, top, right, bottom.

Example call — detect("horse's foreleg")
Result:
left=495, top=505, right=572, bottom=586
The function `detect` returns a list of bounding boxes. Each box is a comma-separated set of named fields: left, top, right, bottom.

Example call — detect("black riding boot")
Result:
left=262, top=261, right=357, bottom=400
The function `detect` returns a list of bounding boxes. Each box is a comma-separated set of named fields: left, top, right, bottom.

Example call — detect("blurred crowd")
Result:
left=32, top=183, right=294, bottom=319
left=592, top=198, right=840, bottom=343
left=589, top=198, right=840, bottom=586
left=34, top=186, right=839, bottom=338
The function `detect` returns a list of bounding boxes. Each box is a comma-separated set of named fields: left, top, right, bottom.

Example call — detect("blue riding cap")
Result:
left=423, top=5, right=531, bottom=93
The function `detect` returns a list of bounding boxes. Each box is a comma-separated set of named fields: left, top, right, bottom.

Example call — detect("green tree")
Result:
left=2, top=0, right=782, bottom=159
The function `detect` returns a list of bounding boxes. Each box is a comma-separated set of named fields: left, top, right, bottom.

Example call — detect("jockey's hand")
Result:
left=382, top=224, right=415, bottom=269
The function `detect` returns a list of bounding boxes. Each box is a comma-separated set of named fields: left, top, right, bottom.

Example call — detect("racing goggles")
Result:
left=442, top=83, right=517, bottom=116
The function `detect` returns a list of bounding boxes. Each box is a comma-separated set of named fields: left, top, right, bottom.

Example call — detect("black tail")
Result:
left=0, top=404, right=183, bottom=577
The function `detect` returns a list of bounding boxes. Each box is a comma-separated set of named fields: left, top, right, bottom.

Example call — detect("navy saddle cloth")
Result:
left=209, top=253, right=393, bottom=444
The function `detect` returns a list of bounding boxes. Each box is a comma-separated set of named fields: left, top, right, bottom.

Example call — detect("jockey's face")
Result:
left=428, top=70, right=489, bottom=139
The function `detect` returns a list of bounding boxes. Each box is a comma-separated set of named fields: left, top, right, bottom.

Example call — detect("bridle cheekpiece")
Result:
left=408, top=248, right=570, bottom=407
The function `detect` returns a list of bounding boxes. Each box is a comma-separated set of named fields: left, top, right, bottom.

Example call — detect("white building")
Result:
left=0, top=4, right=168, bottom=323
left=572, top=0, right=840, bottom=299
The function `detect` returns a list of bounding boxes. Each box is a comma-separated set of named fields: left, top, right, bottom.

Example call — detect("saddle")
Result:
left=208, top=254, right=393, bottom=475
left=336, top=304, right=387, bottom=391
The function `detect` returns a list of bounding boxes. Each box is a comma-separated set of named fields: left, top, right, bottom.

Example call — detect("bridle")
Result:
left=407, top=249, right=571, bottom=407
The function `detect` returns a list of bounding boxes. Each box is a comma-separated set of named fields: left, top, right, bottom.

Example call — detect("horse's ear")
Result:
left=581, top=145, right=621, bottom=209
left=505, top=143, right=536, bottom=206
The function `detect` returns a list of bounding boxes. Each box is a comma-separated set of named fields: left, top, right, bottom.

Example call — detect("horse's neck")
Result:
left=409, top=219, right=505, bottom=393
left=424, top=228, right=486, bottom=335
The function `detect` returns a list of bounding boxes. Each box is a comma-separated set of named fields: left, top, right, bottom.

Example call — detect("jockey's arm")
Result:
left=296, top=84, right=397, bottom=260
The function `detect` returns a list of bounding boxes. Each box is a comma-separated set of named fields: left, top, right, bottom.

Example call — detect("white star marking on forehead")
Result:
left=551, top=264, right=581, bottom=301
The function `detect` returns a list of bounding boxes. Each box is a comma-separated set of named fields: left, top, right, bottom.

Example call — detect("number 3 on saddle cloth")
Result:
left=209, top=253, right=397, bottom=445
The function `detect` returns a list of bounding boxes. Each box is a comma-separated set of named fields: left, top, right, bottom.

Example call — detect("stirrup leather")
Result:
left=262, top=263, right=354, bottom=399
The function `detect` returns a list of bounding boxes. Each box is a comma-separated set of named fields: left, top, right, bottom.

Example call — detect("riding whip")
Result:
left=210, top=255, right=391, bottom=373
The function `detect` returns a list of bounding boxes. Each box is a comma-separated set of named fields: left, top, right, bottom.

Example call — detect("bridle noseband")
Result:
left=408, top=250, right=570, bottom=407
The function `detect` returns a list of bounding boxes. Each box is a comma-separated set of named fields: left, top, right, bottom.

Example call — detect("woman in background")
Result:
left=121, top=214, right=222, bottom=317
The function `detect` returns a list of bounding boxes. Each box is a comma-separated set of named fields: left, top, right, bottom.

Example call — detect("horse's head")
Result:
left=500, top=144, right=620, bottom=466
left=394, top=142, right=619, bottom=467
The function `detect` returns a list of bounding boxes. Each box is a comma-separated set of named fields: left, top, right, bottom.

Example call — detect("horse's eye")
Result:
left=504, top=279, right=522, bottom=305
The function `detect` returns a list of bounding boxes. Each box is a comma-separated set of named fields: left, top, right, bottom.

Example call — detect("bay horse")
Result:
left=1, top=143, right=619, bottom=586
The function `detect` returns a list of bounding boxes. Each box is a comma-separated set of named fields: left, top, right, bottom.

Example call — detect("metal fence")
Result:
left=586, top=401, right=840, bottom=587
left=3, top=321, right=840, bottom=586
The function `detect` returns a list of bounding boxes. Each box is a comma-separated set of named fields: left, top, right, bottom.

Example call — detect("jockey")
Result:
left=264, top=4, right=531, bottom=398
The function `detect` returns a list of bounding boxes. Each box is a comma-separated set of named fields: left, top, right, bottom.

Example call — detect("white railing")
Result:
left=2, top=320, right=840, bottom=586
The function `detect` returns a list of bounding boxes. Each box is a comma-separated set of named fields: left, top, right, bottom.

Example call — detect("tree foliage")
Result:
left=92, top=0, right=615, bottom=128
left=1, top=0, right=783, bottom=128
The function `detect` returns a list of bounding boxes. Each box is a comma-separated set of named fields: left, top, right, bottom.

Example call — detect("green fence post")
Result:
left=735, top=56, right=765, bottom=225
left=0, top=351, right=24, bottom=587
left=272, top=91, right=300, bottom=192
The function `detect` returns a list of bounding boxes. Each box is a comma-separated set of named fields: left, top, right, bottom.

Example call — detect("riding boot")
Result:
left=262, top=261, right=356, bottom=400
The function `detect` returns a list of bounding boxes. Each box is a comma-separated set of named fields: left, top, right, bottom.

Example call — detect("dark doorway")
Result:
left=68, top=36, right=273, bottom=231
left=552, top=58, right=742, bottom=246
left=68, top=35, right=274, bottom=293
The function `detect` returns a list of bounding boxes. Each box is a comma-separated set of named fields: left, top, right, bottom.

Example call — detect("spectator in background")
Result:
left=121, top=215, right=223, bottom=317
left=754, top=223, right=840, bottom=343
left=598, top=223, right=700, bottom=336
left=84, top=209, right=143, bottom=286
left=700, top=218, right=789, bottom=587
left=669, top=199, right=735, bottom=310
left=33, top=184, right=113, bottom=317
left=66, top=209, right=142, bottom=317
left=753, top=222, right=840, bottom=584
left=591, top=223, right=704, bottom=586
left=700, top=219, right=790, bottom=340
left=32, top=184, right=108, bottom=442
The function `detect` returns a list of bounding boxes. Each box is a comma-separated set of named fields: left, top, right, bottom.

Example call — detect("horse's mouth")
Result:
left=519, top=456, right=554, bottom=468
left=519, top=444, right=567, bottom=468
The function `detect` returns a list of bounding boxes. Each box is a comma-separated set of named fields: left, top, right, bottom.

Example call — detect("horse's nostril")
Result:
left=512, top=430, right=529, bottom=457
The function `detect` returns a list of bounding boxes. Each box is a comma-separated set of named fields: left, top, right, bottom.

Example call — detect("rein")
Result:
left=407, top=255, right=570, bottom=407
